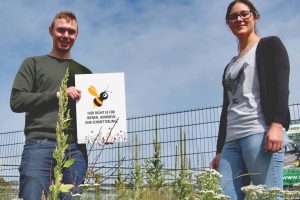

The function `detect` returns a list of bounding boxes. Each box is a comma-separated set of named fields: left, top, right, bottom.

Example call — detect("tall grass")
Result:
left=48, top=68, right=75, bottom=200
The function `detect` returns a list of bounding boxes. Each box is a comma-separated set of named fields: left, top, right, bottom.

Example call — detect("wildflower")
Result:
left=87, top=187, right=95, bottom=191
left=196, top=169, right=223, bottom=193
left=79, top=183, right=91, bottom=192
left=241, top=184, right=265, bottom=193
left=268, top=187, right=283, bottom=195
left=71, top=193, right=82, bottom=200
left=79, top=183, right=91, bottom=188
left=293, top=182, right=300, bottom=188
left=71, top=193, right=82, bottom=197
left=268, top=187, right=283, bottom=192
left=215, top=194, right=231, bottom=200
left=284, top=190, right=300, bottom=200
left=93, top=183, right=100, bottom=187
left=241, top=184, right=265, bottom=200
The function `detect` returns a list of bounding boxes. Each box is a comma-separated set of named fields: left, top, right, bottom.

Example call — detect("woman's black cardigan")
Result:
left=216, top=36, right=290, bottom=154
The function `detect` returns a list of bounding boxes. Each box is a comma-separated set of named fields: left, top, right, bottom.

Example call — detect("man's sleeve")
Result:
left=10, top=57, right=57, bottom=113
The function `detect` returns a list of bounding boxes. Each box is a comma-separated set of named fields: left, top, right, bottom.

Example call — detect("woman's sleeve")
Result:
left=266, top=36, right=290, bottom=125
left=216, top=87, right=229, bottom=154
left=216, top=67, right=230, bottom=154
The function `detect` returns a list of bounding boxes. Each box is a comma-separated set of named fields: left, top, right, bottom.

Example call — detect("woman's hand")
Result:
left=210, top=153, right=221, bottom=171
left=265, top=122, right=284, bottom=152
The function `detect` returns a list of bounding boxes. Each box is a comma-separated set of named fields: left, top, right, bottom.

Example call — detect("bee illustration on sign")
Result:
left=88, top=86, right=111, bottom=107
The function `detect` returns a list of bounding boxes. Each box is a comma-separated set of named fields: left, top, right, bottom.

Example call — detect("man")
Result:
left=10, top=11, right=91, bottom=200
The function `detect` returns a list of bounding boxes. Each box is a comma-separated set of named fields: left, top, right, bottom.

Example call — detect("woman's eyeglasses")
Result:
left=228, top=11, right=252, bottom=22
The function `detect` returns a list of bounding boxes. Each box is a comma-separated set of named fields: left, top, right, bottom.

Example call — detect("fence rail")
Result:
left=1, top=103, right=300, bottom=190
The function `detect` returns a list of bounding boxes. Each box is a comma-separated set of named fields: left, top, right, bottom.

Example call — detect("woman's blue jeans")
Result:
left=19, top=139, right=87, bottom=200
left=219, top=131, right=286, bottom=200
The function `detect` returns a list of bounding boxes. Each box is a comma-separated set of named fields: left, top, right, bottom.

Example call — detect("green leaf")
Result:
left=63, top=159, right=75, bottom=168
left=59, top=184, right=74, bottom=193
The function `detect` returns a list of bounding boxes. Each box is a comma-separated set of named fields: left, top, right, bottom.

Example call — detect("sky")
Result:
left=1, top=0, right=300, bottom=133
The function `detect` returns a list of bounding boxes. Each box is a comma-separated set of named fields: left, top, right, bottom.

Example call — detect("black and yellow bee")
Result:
left=88, top=86, right=109, bottom=107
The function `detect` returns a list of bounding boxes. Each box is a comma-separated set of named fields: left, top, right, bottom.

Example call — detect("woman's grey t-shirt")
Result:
left=225, top=43, right=268, bottom=142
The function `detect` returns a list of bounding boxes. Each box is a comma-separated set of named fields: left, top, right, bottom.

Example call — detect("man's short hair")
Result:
left=50, top=11, right=77, bottom=29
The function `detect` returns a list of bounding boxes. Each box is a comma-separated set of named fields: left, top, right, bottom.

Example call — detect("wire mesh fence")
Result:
left=87, top=105, right=222, bottom=185
left=1, top=103, right=300, bottom=196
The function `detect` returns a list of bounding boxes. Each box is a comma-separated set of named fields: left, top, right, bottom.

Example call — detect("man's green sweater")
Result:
left=10, top=55, right=92, bottom=141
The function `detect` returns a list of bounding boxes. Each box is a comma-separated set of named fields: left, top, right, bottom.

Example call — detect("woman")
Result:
left=210, top=0, right=290, bottom=199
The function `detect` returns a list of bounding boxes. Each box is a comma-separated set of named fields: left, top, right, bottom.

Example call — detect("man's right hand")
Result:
left=57, top=86, right=81, bottom=100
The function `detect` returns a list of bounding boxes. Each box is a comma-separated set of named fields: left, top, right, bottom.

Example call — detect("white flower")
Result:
left=268, top=187, right=283, bottom=193
left=293, top=182, right=300, bottom=188
left=241, top=184, right=265, bottom=192
left=71, top=193, right=82, bottom=197
left=78, top=183, right=91, bottom=189
left=92, top=183, right=100, bottom=187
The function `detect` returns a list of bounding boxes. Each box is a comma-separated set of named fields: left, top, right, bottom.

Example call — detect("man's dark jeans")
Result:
left=19, top=139, right=87, bottom=200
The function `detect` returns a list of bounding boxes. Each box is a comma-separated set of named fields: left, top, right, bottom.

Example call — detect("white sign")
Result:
left=75, top=73, right=127, bottom=144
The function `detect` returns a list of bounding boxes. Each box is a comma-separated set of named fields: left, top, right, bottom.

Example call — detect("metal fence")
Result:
left=1, top=103, right=300, bottom=194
